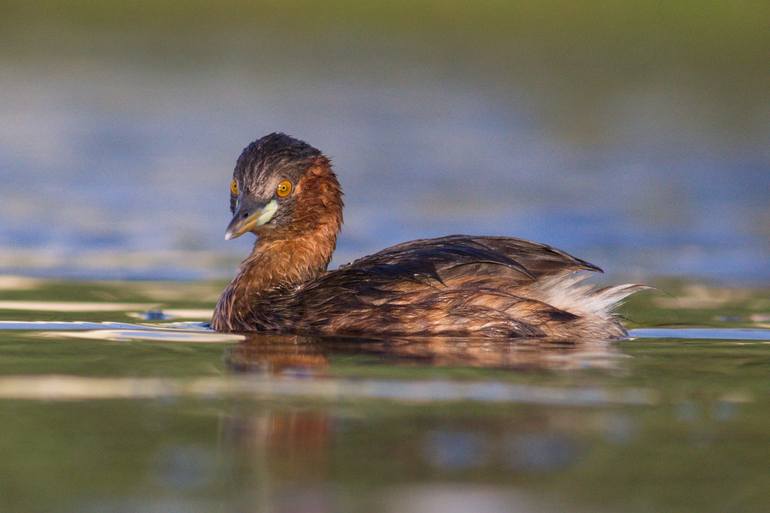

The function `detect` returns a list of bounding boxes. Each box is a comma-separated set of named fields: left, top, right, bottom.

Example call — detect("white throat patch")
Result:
left=256, top=199, right=279, bottom=226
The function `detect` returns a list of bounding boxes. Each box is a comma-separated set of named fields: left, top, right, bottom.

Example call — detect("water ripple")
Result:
left=0, top=375, right=658, bottom=405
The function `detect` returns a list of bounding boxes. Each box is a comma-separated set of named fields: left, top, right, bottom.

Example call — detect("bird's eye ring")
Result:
left=276, top=180, right=293, bottom=198
left=230, top=179, right=239, bottom=196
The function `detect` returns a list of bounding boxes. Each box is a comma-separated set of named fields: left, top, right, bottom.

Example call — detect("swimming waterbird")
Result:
left=212, top=133, right=645, bottom=339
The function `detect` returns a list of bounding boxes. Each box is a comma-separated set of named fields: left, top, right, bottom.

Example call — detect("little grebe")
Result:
left=212, top=133, right=645, bottom=339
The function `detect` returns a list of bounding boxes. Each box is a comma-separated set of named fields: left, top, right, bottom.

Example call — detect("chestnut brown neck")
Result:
left=212, top=162, right=343, bottom=332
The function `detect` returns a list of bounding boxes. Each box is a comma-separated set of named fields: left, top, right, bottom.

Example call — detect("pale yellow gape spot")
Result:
left=276, top=180, right=293, bottom=198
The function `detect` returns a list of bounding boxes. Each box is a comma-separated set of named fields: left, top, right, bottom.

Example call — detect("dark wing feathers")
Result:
left=232, top=235, right=625, bottom=338
left=338, top=235, right=600, bottom=283
left=283, top=235, right=605, bottom=337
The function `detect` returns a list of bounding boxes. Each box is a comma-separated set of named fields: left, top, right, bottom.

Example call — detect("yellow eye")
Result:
left=230, top=179, right=239, bottom=196
left=276, top=180, right=293, bottom=198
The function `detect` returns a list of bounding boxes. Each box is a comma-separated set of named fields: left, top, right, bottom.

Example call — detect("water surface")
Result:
left=0, top=278, right=768, bottom=513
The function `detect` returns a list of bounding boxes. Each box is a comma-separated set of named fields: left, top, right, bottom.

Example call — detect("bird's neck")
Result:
left=241, top=225, right=340, bottom=291
left=212, top=229, right=339, bottom=332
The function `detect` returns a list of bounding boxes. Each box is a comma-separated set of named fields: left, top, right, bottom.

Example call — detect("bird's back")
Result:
left=247, top=235, right=644, bottom=339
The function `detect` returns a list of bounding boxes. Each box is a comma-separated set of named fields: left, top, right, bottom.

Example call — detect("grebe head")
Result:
left=224, top=133, right=341, bottom=242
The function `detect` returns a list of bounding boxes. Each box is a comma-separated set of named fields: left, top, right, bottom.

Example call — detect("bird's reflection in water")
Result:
left=218, top=335, right=627, bottom=512
left=219, top=408, right=335, bottom=512
left=225, top=333, right=625, bottom=374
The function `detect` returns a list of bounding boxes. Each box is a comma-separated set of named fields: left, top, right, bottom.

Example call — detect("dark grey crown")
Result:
left=235, top=133, right=323, bottom=187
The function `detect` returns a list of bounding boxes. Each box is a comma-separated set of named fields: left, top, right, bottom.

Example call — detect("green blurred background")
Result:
left=1, top=1, right=769, bottom=281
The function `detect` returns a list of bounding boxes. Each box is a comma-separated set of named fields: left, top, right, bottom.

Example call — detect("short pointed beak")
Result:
left=224, top=214, right=246, bottom=240
left=224, top=199, right=278, bottom=240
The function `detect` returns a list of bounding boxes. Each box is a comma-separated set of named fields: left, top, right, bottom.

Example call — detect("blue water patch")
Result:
left=630, top=328, right=770, bottom=341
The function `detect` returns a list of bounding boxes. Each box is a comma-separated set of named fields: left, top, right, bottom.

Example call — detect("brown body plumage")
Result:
left=212, top=133, right=645, bottom=339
